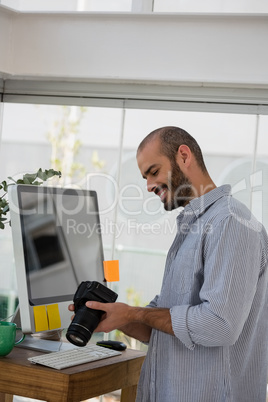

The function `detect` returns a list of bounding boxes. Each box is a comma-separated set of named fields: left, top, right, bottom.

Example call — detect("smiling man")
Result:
left=137, top=126, right=215, bottom=210
left=69, top=126, right=268, bottom=402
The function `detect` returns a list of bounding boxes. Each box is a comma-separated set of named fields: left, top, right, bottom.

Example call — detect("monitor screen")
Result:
left=9, top=184, right=106, bottom=335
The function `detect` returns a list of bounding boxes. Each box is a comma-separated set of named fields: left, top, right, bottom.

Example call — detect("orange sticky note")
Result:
left=103, top=260, right=120, bottom=282
left=33, top=305, right=49, bottom=332
left=47, top=304, right=61, bottom=330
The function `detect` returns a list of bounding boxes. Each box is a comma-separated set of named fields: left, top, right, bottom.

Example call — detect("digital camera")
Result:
left=66, top=281, right=118, bottom=347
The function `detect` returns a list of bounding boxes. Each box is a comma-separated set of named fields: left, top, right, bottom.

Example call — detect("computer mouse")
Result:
left=96, top=340, right=127, bottom=351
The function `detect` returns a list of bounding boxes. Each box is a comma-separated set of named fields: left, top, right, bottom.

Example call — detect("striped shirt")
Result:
left=136, top=185, right=268, bottom=402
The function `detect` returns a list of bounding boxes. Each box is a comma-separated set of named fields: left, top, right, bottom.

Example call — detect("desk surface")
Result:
left=0, top=345, right=146, bottom=402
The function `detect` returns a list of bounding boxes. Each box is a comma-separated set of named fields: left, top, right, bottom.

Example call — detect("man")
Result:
left=70, top=126, right=268, bottom=401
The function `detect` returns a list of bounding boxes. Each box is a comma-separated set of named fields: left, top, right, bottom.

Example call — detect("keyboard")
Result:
left=28, top=343, right=122, bottom=370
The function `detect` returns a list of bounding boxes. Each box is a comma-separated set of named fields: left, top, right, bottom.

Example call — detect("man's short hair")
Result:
left=137, top=126, right=208, bottom=173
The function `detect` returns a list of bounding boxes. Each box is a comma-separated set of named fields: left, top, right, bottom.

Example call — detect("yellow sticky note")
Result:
left=103, top=260, right=120, bottom=282
left=33, top=305, right=49, bottom=332
left=47, top=304, right=61, bottom=330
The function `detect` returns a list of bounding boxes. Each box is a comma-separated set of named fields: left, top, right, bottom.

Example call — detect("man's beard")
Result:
left=164, top=163, right=193, bottom=211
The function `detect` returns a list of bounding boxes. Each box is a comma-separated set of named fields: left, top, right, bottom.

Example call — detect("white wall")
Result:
left=2, top=0, right=268, bottom=13
left=0, top=7, right=268, bottom=88
left=0, top=7, right=12, bottom=75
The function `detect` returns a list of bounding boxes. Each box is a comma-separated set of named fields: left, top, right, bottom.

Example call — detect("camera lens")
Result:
left=66, top=305, right=103, bottom=347
left=68, top=333, right=87, bottom=346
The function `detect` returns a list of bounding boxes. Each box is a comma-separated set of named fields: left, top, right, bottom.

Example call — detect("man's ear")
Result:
left=175, top=145, right=191, bottom=169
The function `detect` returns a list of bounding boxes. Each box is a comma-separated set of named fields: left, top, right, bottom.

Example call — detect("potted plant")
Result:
left=0, top=168, right=61, bottom=230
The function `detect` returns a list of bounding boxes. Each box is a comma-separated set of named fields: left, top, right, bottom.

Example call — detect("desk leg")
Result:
left=0, top=393, right=13, bottom=402
left=121, top=385, right=137, bottom=402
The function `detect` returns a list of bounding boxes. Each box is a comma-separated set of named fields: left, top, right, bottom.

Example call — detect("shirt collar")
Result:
left=183, top=184, right=231, bottom=218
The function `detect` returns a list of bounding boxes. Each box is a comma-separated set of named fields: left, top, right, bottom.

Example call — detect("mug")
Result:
left=0, top=321, right=25, bottom=357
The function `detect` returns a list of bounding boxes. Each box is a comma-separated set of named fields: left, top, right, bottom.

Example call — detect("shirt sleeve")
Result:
left=146, top=295, right=159, bottom=308
left=170, top=215, right=264, bottom=348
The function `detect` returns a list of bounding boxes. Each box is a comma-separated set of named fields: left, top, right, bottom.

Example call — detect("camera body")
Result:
left=66, top=281, right=118, bottom=347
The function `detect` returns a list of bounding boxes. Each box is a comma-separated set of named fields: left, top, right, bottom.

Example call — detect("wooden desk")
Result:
left=0, top=346, right=146, bottom=402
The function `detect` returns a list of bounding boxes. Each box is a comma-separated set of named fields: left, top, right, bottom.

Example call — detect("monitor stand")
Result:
left=12, top=306, right=76, bottom=353
left=17, top=334, right=76, bottom=352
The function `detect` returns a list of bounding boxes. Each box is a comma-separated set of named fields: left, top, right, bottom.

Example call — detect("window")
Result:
left=153, top=0, right=268, bottom=13
left=0, top=0, right=132, bottom=12
left=1, top=103, right=268, bottom=330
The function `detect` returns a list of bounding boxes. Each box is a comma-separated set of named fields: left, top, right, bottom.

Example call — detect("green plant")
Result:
left=47, top=106, right=106, bottom=186
left=0, top=168, right=61, bottom=230
left=47, top=106, right=86, bottom=184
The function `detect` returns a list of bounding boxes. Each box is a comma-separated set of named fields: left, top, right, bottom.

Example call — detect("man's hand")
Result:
left=68, top=301, right=174, bottom=342
left=85, top=301, right=131, bottom=332
left=68, top=301, right=151, bottom=342
left=68, top=302, right=133, bottom=332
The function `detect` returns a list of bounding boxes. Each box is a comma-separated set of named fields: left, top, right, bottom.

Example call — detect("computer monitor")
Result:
left=8, top=184, right=106, bottom=350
